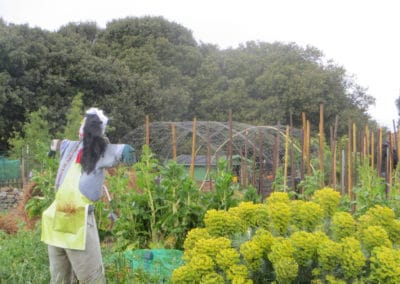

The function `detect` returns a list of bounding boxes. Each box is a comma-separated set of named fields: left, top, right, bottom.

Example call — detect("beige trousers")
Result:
left=48, top=213, right=106, bottom=283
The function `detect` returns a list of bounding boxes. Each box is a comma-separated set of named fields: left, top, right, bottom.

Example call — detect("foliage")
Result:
left=7, top=106, right=51, bottom=168
left=24, top=152, right=58, bottom=217
left=99, top=146, right=207, bottom=250
left=207, top=158, right=238, bottom=210
left=0, top=17, right=376, bottom=153
left=357, top=205, right=400, bottom=245
left=353, top=162, right=387, bottom=216
left=297, top=170, right=324, bottom=199
left=359, top=225, right=392, bottom=255
left=311, top=187, right=341, bottom=219
left=60, top=92, right=84, bottom=140
left=174, top=236, right=251, bottom=283
left=0, top=223, right=50, bottom=282
left=290, top=200, right=323, bottom=232
left=337, top=237, right=365, bottom=280
left=369, top=246, right=400, bottom=283
left=204, top=209, right=245, bottom=237
left=330, top=211, right=356, bottom=241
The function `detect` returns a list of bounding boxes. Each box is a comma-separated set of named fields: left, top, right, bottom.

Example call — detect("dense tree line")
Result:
left=0, top=16, right=376, bottom=153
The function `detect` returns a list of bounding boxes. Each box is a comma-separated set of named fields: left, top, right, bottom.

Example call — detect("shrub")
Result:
left=267, top=202, right=291, bottom=236
left=358, top=205, right=400, bottom=244
left=331, top=211, right=356, bottom=241
left=266, top=191, right=290, bottom=205
left=290, top=200, right=323, bottom=232
left=311, top=187, right=341, bottom=219
left=338, top=237, right=365, bottom=280
left=290, top=231, right=318, bottom=267
left=360, top=226, right=392, bottom=255
left=268, top=237, right=298, bottom=283
left=316, top=236, right=341, bottom=275
left=204, top=209, right=245, bottom=237
left=229, top=202, right=268, bottom=229
left=369, top=246, right=400, bottom=283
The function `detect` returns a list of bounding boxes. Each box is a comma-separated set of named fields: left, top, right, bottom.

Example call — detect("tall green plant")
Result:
left=8, top=106, right=51, bottom=170
left=159, top=160, right=205, bottom=249
left=208, top=158, right=238, bottom=210
left=353, top=162, right=386, bottom=216
left=60, top=92, right=84, bottom=140
left=134, top=145, right=159, bottom=246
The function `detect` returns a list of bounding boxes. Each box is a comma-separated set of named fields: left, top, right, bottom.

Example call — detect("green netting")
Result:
left=0, top=156, right=21, bottom=181
left=124, top=249, right=184, bottom=281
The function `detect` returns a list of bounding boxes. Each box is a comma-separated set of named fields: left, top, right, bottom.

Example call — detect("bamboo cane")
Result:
left=171, top=123, right=177, bottom=161
left=189, top=117, right=197, bottom=179
left=319, top=104, right=324, bottom=187
left=145, top=115, right=150, bottom=146
left=283, top=125, right=290, bottom=192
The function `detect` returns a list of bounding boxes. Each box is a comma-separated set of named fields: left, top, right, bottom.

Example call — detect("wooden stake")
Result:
left=171, top=123, right=177, bottom=161
left=319, top=104, right=324, bottom=187
left=190, top=117, right=197, bottom=179
left=283, top=125, right=290, bottom=192
left=145, top=115, right=150, bottom=146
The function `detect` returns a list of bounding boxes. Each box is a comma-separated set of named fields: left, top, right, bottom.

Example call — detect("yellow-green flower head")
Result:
left=290, top=200, right=323, bottom=232
left=360, top=225, right=392, bottom=254
left=172, top=264, right=200, bottom=283
left=268, top=239, right=294, bottom=264
left=229, top=202, right=268, bottom=229
left=338, top=237, right=366, bottom=280
left=188, top=254, right=215, bottom=275
left=252, top=228, right=275, bottom=258
left=317, top=238, right=341, bottom=273
left=183, top=228, right=211, bottom=251
left=369, top=246, right=400, bottom=283
left=204, top=209, right=245, bottom=237
left=358, top=206, right=400, bottom=244
left=228, top=264, right=252, bottom=282
left=290, top=231, right=319, bottom=267
left=311, top=187, right=341, bottom=218
left=331, top=211, right=356, bottom=241
left=266, top=191, right=290, bottom=205
left=240, top=239, right=264, bottom=271
left=273, top=257, right=299, bottom=284
left=267, top=202, right=291, bottom=236
left=200, top=272, right=225, bottom=284
left=192, top=237, right=232, bottom=259
left=215, top=248, right=240, bottom=270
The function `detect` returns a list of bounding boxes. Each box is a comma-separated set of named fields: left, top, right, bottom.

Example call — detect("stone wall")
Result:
left=0, top=186, right=23, bottom=211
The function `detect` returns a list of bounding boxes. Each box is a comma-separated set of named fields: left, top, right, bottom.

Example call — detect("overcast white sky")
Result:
left=1, top=0, right=399, bottom=128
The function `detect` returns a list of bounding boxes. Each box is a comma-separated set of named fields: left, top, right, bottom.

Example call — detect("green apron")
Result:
left=41, top=162, right=93, bottom=250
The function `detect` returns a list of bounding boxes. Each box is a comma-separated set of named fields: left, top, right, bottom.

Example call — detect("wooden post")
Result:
left=228, top=109, right=233, bottom=170
left=206, top=122, right=212, bottom=191
left=171, top=123, right=177, bottom=161
left=301, top=112, right=306, bottom=181
left=370, top=132, right=375, bottom=169
left=290, top=112, right=295, bottom=192
left=377, top=128, right=382, bottom=176
left=347, top=120, right=352, bottom=199
left=306, top=120, right=311, bottom=175
left=190, top=117, right=197, bottom=179
left=145, top=115, right=150, bottom=146
left=330, top=117, right=338, bottom=189
left=283, top=125, right=290, bottom=192
left=319, top=104, right=324, bottom=187
left=259, top=129, right=264, bottom=194
left=243, top=129, right=249, bottom=187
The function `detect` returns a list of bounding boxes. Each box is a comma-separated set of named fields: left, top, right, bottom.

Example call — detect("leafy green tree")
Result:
left=8, top=106, right=51, bottom=170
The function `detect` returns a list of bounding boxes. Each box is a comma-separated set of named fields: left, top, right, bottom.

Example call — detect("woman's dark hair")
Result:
left=81, top=114, right=107, bottom=174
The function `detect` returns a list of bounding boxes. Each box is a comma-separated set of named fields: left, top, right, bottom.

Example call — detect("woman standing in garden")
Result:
left=41, top=107, right=136, bottom=283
